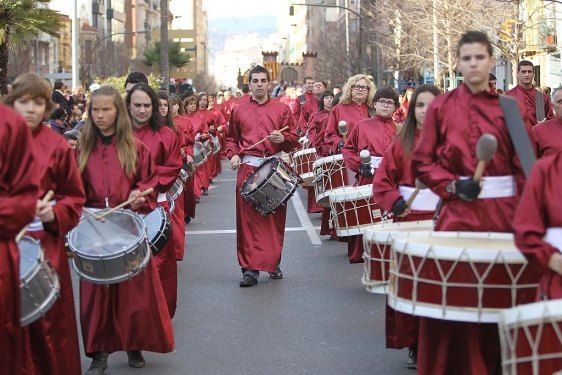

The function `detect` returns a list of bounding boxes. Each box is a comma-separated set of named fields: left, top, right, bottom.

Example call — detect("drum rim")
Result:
left=500, top=299, right=562, bottom=326
left=363, top=222, right=435, bottom=242
left=313, top=154, right=344, bottom=167
left=328, top=185, right=374, bottom=202
left=293, top=148, right=317, bottom=157
left=20, top=260, right=60, bottom=326
left=240, top=157, right=279, bottom=194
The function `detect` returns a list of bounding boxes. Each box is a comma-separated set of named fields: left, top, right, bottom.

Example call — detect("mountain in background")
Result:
left=208, top=16, right=277, bottom=53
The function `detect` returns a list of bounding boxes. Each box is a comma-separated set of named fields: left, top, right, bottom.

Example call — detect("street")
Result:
left=74, top=160, right=413, bottom=375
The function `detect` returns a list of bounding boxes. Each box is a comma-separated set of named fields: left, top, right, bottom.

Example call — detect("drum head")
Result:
left=143, top=207, right=165, bottom=240
left=68, top=210, right=146, bottom=257
left=19, top=237, right=42, bottom=280
left=241, top=158, right=276, bottom=194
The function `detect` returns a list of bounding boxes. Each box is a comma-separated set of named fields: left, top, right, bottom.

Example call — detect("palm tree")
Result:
left=0, top=0, right=62, bottom=94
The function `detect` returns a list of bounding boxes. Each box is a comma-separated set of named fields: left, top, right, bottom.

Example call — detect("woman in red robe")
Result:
left=341, top=86, right=399, bottom=263
left=5, top=73, right=86, bottom=375
left=184, top=95, right=210, bottom=199
left=372, top=84, right=441, bottom=369
left=0, top=103, right=39, bottom=375
left=128, top=84, right=183, bottom=319
left=78, top=85, right=174, bottom=373
left=197, top=93, right=220, bottom=182
left=209, top=93, right=227, bottom=169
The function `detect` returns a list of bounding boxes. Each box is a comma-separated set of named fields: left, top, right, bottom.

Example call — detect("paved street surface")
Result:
left=73, top=160, right=414, bottom=375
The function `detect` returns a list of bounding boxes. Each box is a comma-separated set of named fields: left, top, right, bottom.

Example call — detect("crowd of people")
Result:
left=1, top=29, right=561, bottom=375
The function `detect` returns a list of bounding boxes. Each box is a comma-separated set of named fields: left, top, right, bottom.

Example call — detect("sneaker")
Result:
left=239, top=273, right=258, bottom=287
left=85, top=352, right=109, bottom=375
left=406, top=345, right=417, bottom=369
left=127, top=351, right=145, bottom=368
left=184, top=216, right=191, bottom=225
left=268, top=266, right=284, bottom=279
left=202, top=188, right=209, bottom=196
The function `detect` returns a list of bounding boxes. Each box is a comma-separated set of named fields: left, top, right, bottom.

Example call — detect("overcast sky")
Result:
left=203, top=0, right=285, bottom=19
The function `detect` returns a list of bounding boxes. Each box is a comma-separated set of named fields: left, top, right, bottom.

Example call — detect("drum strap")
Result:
left=499, top=95, right=537, bottom=178
left=535, top=89, right=545, bottom=123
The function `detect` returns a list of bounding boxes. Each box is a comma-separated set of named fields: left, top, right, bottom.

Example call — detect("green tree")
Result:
left=94, top=72, right=162, bottom=95
left=143, top=41, right=190, bottom=69
left=0, top=0, right=63, bottom=94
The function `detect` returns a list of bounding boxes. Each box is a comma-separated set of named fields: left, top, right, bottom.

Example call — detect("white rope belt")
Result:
left=545, top=228, right=562, bottom=251
left=460, top=175, right=516, bottom=199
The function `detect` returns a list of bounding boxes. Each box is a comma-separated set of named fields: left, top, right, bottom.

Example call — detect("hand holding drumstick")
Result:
left=231, top=126, right=290, bottom=170
left=95, top=188, right=154, bottom=220
left=16, top=190, right=54, bottom=242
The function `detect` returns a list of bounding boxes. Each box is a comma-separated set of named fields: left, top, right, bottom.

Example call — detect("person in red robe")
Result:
left=411, top=31, right=529, bottom=375
left=127, top=84, right=183, bottom=319
left=235, top=84, right=251, bottom=106
left=392, top=87, right=413, bottom=124
left=209, top=93, right=228, bottom=161
left=298, top=80, right=327, bottom=134
left=226, top=65, right=298, bottom=287
left=506, top=60, right=554, bottom=125
left=5, top=73, right=85, bottom=375
left=197, top=93, right=220, bottom=182
left=77, top=85, right=174, bottom=374
left=324, top=74, right=374, bottom=154
left=372, top=84, right=441, bottom=369
left=531, top=86, right=562, bottom=157
left=184, top=95, right=210, bottom=198
left=0, top=103, right=39, bottom=375
left=342, top=86, right=398, bottom=264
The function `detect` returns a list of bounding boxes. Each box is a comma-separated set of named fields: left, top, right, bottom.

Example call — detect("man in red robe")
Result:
left=227, top=65, right=298, bottom=287
left=298, top=80, right=327, bottom=134
left=235, top=84, right=251, bottom=106
left=0, top=104, right=39, bottom=375
left=342, top=86, right=398, bottom=263
left=411, top=31, right=529, bottom=375
left=506, top=60, right=554, bottom=125
left=531, top=86, right=562, bottom=157
left=127, top=84, right=183, bottom=318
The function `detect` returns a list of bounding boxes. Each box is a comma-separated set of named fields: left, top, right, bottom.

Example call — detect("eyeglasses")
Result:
left=376, top=99, right=395, bottom=107
left=352, top=85, right=369, bottom=91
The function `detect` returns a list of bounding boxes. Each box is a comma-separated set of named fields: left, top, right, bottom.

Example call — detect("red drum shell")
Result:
left=313, top=155, right=348, bottom=206
left=328, top=186, right=383, bottom=237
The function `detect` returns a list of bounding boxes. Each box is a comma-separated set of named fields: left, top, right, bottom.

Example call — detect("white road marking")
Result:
left=213, top=178, right=237, bottom=182
left=185, top=226, right=321, bottom=235
left=290, top=192, right=323, bottom=246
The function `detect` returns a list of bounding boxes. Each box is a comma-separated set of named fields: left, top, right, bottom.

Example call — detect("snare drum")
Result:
left=388, top=231, right=539, bottom=323
left=240, top=157, right=299, bottom=215
left=328, top=186, right=383, bottom=236
left=292, top=148, right=317, bottom=186
left=19, top=236, right=60, bottom=326
left=67, top=209, right=150, bottom=284
left=203, top=141, right=213, bottom=159
left=193, top=142, right=206, bottom=167
left=499, top=300, right=562, bottom=375
left=182, top=161, right=196, bottom=179
left=212, top=136, right=221, bottom=154
left=313, top=155, right=348, bottom=206
left=362, top=220, right=434, bottom=294
left=167, top=177, right=184, bottom=202
left=142, top=206, right=171, bottom=255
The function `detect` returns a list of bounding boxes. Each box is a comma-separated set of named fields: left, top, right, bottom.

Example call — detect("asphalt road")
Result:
left=73, top=160, right=414, bottom=375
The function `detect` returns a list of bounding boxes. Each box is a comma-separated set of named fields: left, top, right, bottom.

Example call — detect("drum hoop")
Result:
left=328, top=186, right=373, bottom=202
left=293, top=148, right=317, bottom=157
left=500, top=299, right=562, bottom=326
left=313, top=154, right=344, bottom=168
left=20, top=261, right=60, bottom=326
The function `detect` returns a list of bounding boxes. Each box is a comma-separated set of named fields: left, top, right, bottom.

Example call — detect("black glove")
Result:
left=454, top=179, right=481, bottom=201
left=392, top=199, right=409, bottom=216
left=359, top=163, right=373, bottom=177
left=337, top=140, right=344, bottom=153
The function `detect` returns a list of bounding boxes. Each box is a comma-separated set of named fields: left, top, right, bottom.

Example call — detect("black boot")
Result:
left=85, top=352, right=109, bottom=375
left=127, top=351, right=146, bottom=368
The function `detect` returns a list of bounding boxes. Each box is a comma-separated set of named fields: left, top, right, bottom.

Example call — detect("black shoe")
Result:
left=202, top=188, right=209, bottom=196
left=239, top=273, right=258, bottom=287
left=86, top=352, right=109, bottom=375
left=268, top=266, right=283, bottom=279
left=127, top=351, right=145, bottom=368
left=406, top=345, right=417, bottom=369
left=184, top=216, right=191, bottom=225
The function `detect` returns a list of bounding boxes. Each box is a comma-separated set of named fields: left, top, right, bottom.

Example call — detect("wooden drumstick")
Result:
left=338, top=121, right=348, bottom=143
left=94, top=188, right=154, bottom=221
left=242, top=126, right=290, bottom=152
left=474, top=134, right=498, bottom=182
left=405, top=180, right=427, bottom=207
left=15, top=190, right=54, bottom=242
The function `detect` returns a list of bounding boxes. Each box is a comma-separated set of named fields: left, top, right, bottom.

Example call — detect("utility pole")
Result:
left=72, top=0, right=79, bottom=88
left=160, top=0, right=169, bottom=92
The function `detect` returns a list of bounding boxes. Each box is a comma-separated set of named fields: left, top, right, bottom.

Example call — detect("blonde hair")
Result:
left=339, top=74, right=376, bottom=106
left=3, top=73, right=55, bottom=119
left=78, top=85, right=138, bottom=177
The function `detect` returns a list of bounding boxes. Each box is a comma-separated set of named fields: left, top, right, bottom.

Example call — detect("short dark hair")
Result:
left=517, top=60, right=534, bottom=72
left=315, top=80, right=329, bottom=90
left=318, top=90, right=334, bottom=111
left=457, top=30, right=493, bottom=57
left=489, top=73, right=497, bottom=81
left=241, top=84, right=250, bottom=94
left=63, top=130, right=80, bottom=141
left=125, top=71, right=148, bottom=88
left=50, top=107, right=67, bottom=120
left=54, top=81, right=65, bottom=91
left=374, top=86, right=399, bottom=107
left=304, top=76, right=314, bottom=83
left=248, top=65, right=270, bottom=82
left=126, top=83, right=162, bottom=131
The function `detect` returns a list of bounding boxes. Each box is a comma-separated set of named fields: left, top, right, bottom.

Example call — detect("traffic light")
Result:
left=289, top=5, right=294, bottom=16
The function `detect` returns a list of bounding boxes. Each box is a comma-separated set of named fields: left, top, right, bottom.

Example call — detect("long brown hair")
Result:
left=79, top=85, right=138, bottom=177
left=156, top=90, right=176, bottom=132
left=399, top=84, right=442, bottom=156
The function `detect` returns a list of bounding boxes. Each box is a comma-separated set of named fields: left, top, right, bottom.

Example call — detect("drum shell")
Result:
left=313, top=155, right=347, bottom=206
left=142, top=206, right=171, bottom=255
left=19, top=236, right=60, bottom=326
left=203, top=141, right=213, bottom=158
left=292, top=148, right=317, bottom=186
left=499, top=300, right=562, bottom=375
left=167, top=177, right=184, bottom=201
left=193, top=142, right=206, bottom=166
left=212, top=136, right=221, bottom=154
left=388, top=232, right=540, bottom=323
left=329, top=186, right=383, bottom=236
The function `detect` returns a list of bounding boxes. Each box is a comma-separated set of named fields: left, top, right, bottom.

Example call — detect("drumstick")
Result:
left=15, top=190, right=54, bottom=242
left=474, top=134, right=498, bottom=182
left=242, top=126, right=290, bottom=152
left=94, top=188, right=154, bottom=221
left=405, top=180, right=427, bottom=207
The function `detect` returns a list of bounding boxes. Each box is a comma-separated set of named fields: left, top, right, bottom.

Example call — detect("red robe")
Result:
left=210, top=105, right=228, bottom=160
left=531, top=116, right=562, bottom=157
left=26, top=124, right=85, bottom=375
left=298, top=96, right=319, bottom=133
left=134, top=125, right=182, bottom=318
left=175, top=116, right=197, bottom=220
left=168, top=122, right=187, bottom=262
left=220, top=98, right=235, bottom=124
left=79, top=135, right=174, bottom=355
left=372, top=129, right=434, bottom=351
left=342, top=115, right=397, bottom=263
left=505, top=84, right=554, bottom=125
left=235, top=94, right=251, bottom=106
left=0, top=105, right=39, bottom=375
left=226, top=97, right=298, bottom=272
left=186, top=112, right=210, bottom=195
left=411, top=83, right=528, bottom=375
left=392, top=102, right=408, bottom=124
left=324, top=101, right=370, bottom=154
left=514, top=152, right=562, bottom=299
left=287, top=98, right=301, bottom=122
